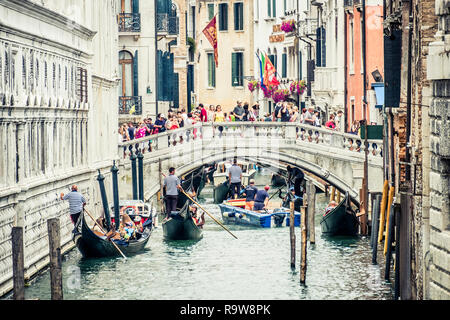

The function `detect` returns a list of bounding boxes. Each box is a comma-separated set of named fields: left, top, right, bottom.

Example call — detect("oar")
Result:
left=179, top=188, right=238, bottom=239
left=269, top=185, right=286, bottom=201
left=83, top=208, right=127, bottom=259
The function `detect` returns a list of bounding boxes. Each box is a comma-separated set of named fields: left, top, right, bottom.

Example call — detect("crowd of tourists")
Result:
left=118, top=101, right=364, bottom=156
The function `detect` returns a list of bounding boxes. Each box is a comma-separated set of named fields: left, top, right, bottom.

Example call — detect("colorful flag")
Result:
left=129, top=105, right=136, bottom=115
left=259, top=53, right=266, bottom=90
left=263, top=54, right=280, bottom=87
left=202, top=16, right=218, bottom=67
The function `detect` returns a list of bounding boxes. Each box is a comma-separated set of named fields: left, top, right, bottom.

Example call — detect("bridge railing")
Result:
left=117, top=122, right=382, bottom=159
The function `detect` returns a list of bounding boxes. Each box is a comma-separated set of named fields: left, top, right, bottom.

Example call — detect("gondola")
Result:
left=213, top=181, right=230, bottom=204
left=177, top=167, right=206, bottom=209
left=73, top=205, right=154, bottom=258
left=320, top=192, right=359, bottom=236
left=162, top=200, right=203, bottom=241
left=271, top=173, right=286, bottom=187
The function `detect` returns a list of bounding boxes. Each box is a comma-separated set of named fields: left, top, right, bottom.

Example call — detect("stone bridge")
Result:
left=117, top=122, right=384, bottom=205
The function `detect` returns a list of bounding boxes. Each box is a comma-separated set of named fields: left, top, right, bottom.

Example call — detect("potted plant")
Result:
left=281, top=20, right=296, bottom=33
left=289, top=80, right=306, bottom=95
left=248, top=80, right=260, bottom=92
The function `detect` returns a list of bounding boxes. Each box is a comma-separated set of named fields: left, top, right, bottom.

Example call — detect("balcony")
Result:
left=119, top=96, right=142, bottom=115
left=312, top=67, right=339, bottom=93
left=118, top=13, right=141, bottom=32
left=156, top=14, right=179, bottom=36
left=299, top=19, right=318, bottom=38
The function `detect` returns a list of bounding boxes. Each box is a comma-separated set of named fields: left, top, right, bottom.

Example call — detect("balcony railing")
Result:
left=299, top=19, right=318, bottom=37
left=118, top=13, right=141, bottom=32
left=119, top=96, right=142, bottom=115
left=156, top=14, right=179, bottom=35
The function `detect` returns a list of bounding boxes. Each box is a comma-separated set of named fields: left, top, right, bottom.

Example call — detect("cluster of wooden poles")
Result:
left=12, top=218, right=64, bottom=300
left=288, top=180, right=316, bottom=284
left=370, top=180, right=400, bottom=298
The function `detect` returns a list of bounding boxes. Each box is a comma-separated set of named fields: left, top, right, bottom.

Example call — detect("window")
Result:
left=234, top=2, right=243, bottom=31
left=207, top=53, right=216, bottom=87
left=77, top=67, right=88, bottom=103
left=219, top=3, right=228, bottom=31
left=231, top=52, right=243, bottom=87
left=119, top=50, right=133, bottom=96
left=350, top=19, right=354, bottom=73
left=282, top=51, right=287, bottom=78
left=208, top=3, right=214, bottom=20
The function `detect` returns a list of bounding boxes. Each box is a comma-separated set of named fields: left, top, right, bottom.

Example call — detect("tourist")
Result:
left=335, top=110, right=344, bottom=132
left=242, top=103, right=249, bottom=121
left=242, top=179, right=258, bottom=210
left=169, top=116, right=180, bottom=130
left=60, top=185, right=86, bottom=231
left=127, top=122, right=136, bottom=140
left=228, top=158, right=243, bottom=199
left=324, top=201, right=338, bottom=215
left=350, top=120, right=359, bottom=135
left=253, top=185, right=270, bottom=211
left=154, top=113, right=166, bottom=134
left=280, top=103, right=291, bottom=122
left=229, top=111, right=236, bottom=122
left=119, top=123, right=130, bottom=158
left=208, top=105, right=215, bottom=122
left=314, top=111, right=321, bottom=127
left=163, top=167, right=182, bottom=217
left=199, top=103, right=208, bottom=122
left=248, top=106, right=257, bottom=121
left=233, top=101, right=244, bottom=121
left=299, top=108, right=307, bottom=123
left=325, top=114, right=336, bottom=130
left=214, top=105, right=225, bottom=122
left=303, top=107, right=315, bottom=126
left=252, top=103, right=260, bottom=119
left=287, top=165, right=305, bottom=198
left=135, top=121, right=149, bottom=153
left=274, top=102, right=282, bottom=122
left=290, top=106, right=299, bottom=122
left=177, top=111, right=184, bottom=127
left=264, top=113, right=272, bottom=122
left=181, top=108, right=188, bottom=123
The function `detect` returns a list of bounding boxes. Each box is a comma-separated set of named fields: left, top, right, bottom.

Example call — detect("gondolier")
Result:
left=286, top=165, right=304, bottom=197
left=228, top=158, right=243, bottom=199
left=163, top=167, right=182, bottom=217
left=60, top=185, right=86, bottom=229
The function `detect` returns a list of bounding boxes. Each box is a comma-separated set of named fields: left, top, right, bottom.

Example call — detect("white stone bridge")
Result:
left=118, top=122, right=384, bottom=205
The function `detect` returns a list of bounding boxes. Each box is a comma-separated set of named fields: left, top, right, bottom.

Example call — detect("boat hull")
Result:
left=218, top=204, right=300, bottom=228
left=320, top=197, right=359, bottom=236
left=162, top=216, right=203, bottom=241
left=73, top=212, right=152, bottom=258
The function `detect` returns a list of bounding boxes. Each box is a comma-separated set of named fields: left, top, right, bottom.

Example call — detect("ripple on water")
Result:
left=19, top=178, right=393, bottom=300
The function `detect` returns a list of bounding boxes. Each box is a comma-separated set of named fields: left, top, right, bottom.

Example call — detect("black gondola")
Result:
left=320, top=192, right=359, bottom=237
left=176, top=167, right=206, bottom=209
left=271, top=173, right=286, bottom=187
left=73, top=210, right=153, bottom=258
left=162, top=201, right=203, bottom=241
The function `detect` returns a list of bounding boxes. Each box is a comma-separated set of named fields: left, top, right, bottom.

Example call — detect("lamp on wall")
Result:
left=371, top=69, right=383, bottom=82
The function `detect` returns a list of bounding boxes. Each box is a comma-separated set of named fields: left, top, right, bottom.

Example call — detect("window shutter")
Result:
left=208, top=4, right=214, bottom=20
left=224, top=4, right=228, bottom=30
left=239, top=3, right=243, bottom=30
left=321, top=27, right=326, bottom=67
left=173, top=73, right=179, bottom=108
left=267, top=0, right=271, bottom=17
left=234, top=3, right=238, bottom=30
left=316, top=27, right=322, bottom=67
left=133, top=50, right=138, bottom=97
left=384, top=30, right=402, bottom=107
left=282, top=53, right=287, bottom=78
left=272, top=0, right=276, bottom=17
left=132, top=0, right=139, bottom=14
left=231, top=52, right=237, bottom=86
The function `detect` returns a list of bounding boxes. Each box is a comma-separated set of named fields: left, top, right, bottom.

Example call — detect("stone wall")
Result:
left=0, top=0, right=119, bottom=296
left=427, top=0, right=450, bottom=298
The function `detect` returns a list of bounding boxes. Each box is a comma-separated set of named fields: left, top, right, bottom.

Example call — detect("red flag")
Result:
left=202, top=16, right=218, bottom=67
left=263, top=54, right=280, bottom=87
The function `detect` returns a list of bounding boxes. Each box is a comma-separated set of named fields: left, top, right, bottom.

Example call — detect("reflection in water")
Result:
left=16, top=170, right=393, bottom=300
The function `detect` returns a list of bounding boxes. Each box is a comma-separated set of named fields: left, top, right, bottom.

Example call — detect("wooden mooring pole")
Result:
left=307, top=181, right=316, bottom=245
left=12, top=227, right=25, bottom=300
left=371, top=194, right=381, bottom=265
left=47, top=218, right=63, bottom=300
left=300, top=205, right=308, bottom=284
left=289, top=201, right=296, bottom=269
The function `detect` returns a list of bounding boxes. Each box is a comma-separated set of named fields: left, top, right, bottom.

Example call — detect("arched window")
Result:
left=119, top=50, right=133, bottom=97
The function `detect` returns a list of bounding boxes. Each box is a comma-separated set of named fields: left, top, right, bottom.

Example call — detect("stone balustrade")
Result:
left=118, top=122, right=382, bottom=159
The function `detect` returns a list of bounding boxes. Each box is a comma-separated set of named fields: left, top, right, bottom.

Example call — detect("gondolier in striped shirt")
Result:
left=60, top=185, right=86, bottom=229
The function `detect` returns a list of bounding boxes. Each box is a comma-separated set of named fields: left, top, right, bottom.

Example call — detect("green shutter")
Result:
left=208, top=4, right=214, bottom=20
left=272, top=0, right=276, bottom=17
left=132, top=0, right=139, bottom=14
left=224, top=4, right=228, bottom=30
left=232, top=52, right=237, bottom=86
left=284, top=0, right=286, bottom=13
left=133, top=50, right=138, bottom=96
left=267, top=0, right=271, bottom=17
left=234, top=3, right=243, bottom=30
left=282, top=53, right=287, bottom=78
left=239, top=3, right=243, bottom=30
left=208, top=53, right=216, bottom=87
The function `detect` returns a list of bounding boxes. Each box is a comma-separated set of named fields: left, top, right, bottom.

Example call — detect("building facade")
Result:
left=0, top=0, right=119, bottom=296
left=344, top=0, right=384, bottom=131
left=117, top=0, right=157, bottom=121
left=196, top=0, right=254, bottom=113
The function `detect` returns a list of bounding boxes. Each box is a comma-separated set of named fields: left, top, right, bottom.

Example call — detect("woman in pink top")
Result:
left=135, top=122, right=148, bottom=153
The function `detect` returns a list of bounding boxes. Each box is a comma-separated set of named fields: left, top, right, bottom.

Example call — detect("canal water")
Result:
left=19, top=170, right=393, bottom=300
